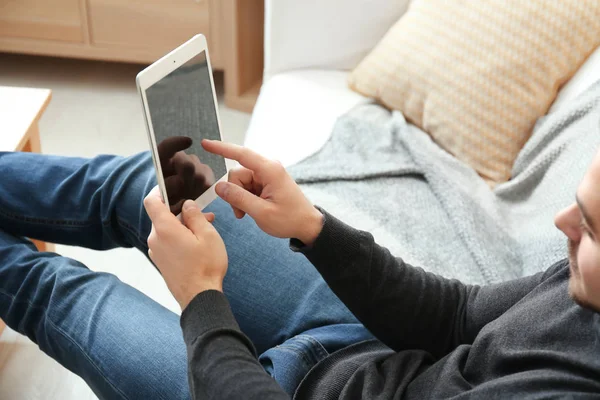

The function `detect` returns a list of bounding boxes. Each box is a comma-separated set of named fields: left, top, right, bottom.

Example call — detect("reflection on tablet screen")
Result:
left=146, top=51, right=226, bottom=214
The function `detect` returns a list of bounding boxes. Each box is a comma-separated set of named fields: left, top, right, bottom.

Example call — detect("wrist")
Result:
left=179, top=282, right=223, bottom=311
left=297, top=207, right=324, bottom=246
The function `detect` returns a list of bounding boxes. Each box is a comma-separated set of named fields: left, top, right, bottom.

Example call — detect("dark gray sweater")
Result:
left=180, top=209, right=600, bottom=399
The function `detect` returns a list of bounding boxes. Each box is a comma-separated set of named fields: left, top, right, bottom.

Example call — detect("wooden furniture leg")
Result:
left=1, top=86, right=53, bottom=338
left=22, top=121, right=42, bottom=152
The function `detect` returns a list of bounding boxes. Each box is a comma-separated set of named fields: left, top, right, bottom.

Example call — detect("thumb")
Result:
left=181, top=200, right=208, bottom=235
left=216, top=182, right=265, bottom=218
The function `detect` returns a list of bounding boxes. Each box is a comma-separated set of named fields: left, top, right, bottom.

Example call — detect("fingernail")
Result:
left=183, top=200, right=196, bottom=211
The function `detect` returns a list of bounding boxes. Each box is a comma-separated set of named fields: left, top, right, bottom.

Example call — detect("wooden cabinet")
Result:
left=0, top=0, right=221, bottom=67
left=0, top=0, right=264, bottom=111
left=87, top=0, right=216, bottom=63
left=0, top=0, right=84, bottom=43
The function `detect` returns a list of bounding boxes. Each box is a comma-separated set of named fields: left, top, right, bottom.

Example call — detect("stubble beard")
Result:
left=567, top=239, right=596, bottom=311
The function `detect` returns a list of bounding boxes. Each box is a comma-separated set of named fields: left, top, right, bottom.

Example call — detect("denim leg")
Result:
left=0, top=151, right=367, bottom=349
left=214, top=209, right=373, bottom=353
left=0, top=151, right=374, bottom=394
left=0, top=229, right=190, bottom=400
left=258, top=324, right=375, bottom=395
left=0, top=151, right=155, bottom=251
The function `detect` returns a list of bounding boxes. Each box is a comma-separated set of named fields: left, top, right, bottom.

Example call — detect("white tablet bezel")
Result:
left=136, top=34, right=234, bottom=212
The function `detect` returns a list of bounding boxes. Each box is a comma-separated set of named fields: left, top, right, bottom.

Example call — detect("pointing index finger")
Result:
left=201, top=139, right=268, bottom=172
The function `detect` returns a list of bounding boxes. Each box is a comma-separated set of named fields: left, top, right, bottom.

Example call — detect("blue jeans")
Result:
left=0, top=151, right=373, bottom=399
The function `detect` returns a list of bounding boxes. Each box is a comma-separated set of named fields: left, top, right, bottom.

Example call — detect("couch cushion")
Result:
left=348, top=0, right=600, bottom=185
left=550, top=46, right=600, bottom=113
left=244, top=70, right=368, bottom=167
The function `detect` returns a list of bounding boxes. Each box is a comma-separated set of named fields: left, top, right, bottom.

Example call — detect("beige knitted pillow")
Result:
left=348, top=0, right=600, bottom=185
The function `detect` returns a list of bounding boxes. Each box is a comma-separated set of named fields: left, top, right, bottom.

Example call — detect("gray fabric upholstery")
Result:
left=289, top=81, right=600, bottom=284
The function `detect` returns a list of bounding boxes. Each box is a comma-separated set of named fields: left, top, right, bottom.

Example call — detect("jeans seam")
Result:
left=275, top=335, right=329, bottom=367
left=115, top=216, right=147, bottom=250
left=293, top=334, right=329, bottom=360
left=0, top=207, right=95, bottom=227
left=0, top=290, right=131, bottom=400
left=270, top=346, right=315, bottom=370
left=0, top=204, right=147, bottom=251
left=47, top=319, right=131, bottom=400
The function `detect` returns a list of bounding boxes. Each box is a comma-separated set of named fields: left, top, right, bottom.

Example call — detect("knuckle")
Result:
left=230, top=167, right=249, bottom=183
left=228, top=168, right=241, bottom=182
left=270, top=160, right=285, bottom=175
left=147, top=234, right=156, bottom=249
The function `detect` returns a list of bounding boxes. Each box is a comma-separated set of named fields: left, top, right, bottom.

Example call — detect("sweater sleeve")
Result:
left=180, top=290, right=289, bottom=400
left=292, top=208, right=556, bottom=358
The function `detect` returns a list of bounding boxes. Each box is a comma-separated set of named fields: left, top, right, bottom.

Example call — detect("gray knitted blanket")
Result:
left=288, top=81, right=600, bottom=284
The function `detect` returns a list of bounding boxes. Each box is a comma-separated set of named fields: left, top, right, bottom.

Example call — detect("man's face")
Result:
left=555, top=150, right=600, bottom=312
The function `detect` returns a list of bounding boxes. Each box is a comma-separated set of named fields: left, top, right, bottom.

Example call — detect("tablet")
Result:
left=136, top=34, right=233, bottom=215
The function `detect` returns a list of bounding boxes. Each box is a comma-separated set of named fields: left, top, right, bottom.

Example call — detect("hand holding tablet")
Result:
left=140, top=36, right=323, bottom=310
left=137, top=34, right=233, bottom=215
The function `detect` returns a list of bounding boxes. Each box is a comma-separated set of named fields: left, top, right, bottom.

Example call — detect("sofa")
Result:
left=245, top=0, right=600, bottom=170
left=243, top=0, right=600, bottom=284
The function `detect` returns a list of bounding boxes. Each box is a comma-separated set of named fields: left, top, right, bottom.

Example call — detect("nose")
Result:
left=555, top=203, right=582, bottom=242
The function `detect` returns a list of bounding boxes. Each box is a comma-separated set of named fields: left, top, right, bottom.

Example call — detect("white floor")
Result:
left=0, top=53, right=252, bottom=400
